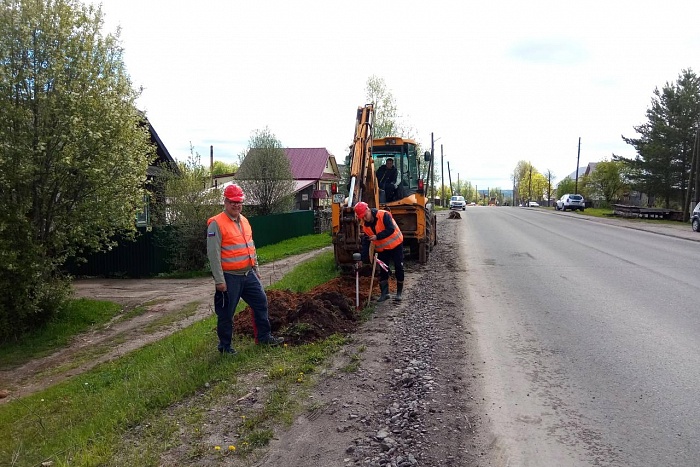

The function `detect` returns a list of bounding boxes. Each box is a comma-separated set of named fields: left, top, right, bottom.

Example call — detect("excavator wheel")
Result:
left=432, top=214, right=438, bottom=246
left=419, top=242, right=429, bottom=264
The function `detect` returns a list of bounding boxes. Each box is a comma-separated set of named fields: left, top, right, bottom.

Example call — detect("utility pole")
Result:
left=210, top=145, right=214, bottom=187
left=447, top=161, right=454, bottom=197
left=431, top=133, right=435, bottom=203
left=440, top=144, right=444, bottom=208
left=575, top=137, right=581, bottom=194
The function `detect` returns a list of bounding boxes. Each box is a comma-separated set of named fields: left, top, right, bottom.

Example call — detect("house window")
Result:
left=136, top=194, right=150, bottom=227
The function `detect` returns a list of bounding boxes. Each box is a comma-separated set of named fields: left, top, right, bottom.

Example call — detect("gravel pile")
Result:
left=337, top=240, right=483, bottom=467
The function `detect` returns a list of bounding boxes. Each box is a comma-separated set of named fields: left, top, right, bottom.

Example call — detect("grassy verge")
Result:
left=0, top=233, right=333, bottom=369
left=255, top=232, right=332, bottom=264
left=0, top=299, right=122, bottom=368
left=0, top=242, right=341, bottom=467
left=571, top=207, right=687, bottom=226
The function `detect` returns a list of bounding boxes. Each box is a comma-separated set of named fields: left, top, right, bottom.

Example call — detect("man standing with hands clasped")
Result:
left=207, top=184, right=283, bottom=355
left=354, top=201, right=405, bottom=302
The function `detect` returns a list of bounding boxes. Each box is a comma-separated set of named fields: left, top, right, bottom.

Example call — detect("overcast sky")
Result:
left=92, top=0, right=700, bottom=189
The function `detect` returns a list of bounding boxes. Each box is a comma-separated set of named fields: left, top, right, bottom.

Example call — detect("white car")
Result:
left=449, top=195, right=466, bottom=211
left=556, top=194, right=585, bottom=211
left=527, top=201, right=540, bottom=207
left=692, top=202, right=700, bottom=232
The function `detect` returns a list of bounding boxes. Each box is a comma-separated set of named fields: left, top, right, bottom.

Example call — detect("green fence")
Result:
left=248, top=210, right=314, bottom=247
left=64, top=210, right=315, bottom=278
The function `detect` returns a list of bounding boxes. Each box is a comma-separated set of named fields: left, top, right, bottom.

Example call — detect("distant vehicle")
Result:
left=556, top=194, right=585, bottom=211
left=527, top=201, right=540, bottom=207
left=692, top=202, right=700, bottom=232
left=450, top=195, right=466, bottom=211
left=469, top=202, right=477, bottom=206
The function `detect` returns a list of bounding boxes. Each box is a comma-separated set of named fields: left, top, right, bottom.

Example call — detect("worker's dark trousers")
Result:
left=377, top=246, right=404, bottom=283
left=214, top=271, right=272, bottom=350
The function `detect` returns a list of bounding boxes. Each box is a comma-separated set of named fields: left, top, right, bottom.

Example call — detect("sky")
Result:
left=90, top=0, right=700, bottom=189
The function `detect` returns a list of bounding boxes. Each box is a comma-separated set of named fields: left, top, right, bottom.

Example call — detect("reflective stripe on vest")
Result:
left=362, top=210, right=403, bottom=252
left=207, top=212, right=257, bottom=271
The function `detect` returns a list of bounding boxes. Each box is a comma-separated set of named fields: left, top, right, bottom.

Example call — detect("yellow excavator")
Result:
left=331, top=104, right=437, bottom=268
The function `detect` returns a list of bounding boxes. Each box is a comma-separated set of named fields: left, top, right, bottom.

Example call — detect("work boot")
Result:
left=377, top=280, right=391, bottom=302
left=394, top=281, right=403, bottom=301
left=258, top=335, right=284, bottom=346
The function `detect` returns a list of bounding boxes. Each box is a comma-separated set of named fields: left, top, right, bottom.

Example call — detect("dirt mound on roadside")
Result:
left=234, top=275, right=395, bottom=345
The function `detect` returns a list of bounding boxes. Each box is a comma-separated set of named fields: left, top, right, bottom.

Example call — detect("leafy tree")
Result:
left=235, top=128, right=294, bottom=216
left=153, top=148, right=222, bottom=272
left=556, top=177, right=577, bottom=198
left=512, top=160, right=531, bottom=204
left=212, top=160, right=237, bottom=176
left=544, top=169, right=556, bottom=206
left=513, top=161, right=547, bottom=202
left=619, top=69, right=700, bottom=211
left=0, top=0, right=155, bottom=340
left=582, top=160, right=628, bottom=206
left=365, top=75, right=398, bottom=138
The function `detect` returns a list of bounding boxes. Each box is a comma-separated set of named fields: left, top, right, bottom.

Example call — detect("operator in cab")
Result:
left=354, top=201, right=404, bottom=302
left=376, top=158, right=399, bottom=202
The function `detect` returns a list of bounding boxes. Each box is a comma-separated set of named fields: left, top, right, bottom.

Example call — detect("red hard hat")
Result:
left=354, top=201, right=369, bottom=218
left=224, top=184, right=245, bottom=202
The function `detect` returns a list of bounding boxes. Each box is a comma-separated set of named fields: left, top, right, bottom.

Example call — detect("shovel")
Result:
left=366, top=253, right=378, bottom=308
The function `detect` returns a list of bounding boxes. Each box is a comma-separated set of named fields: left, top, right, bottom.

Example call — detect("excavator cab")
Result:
left=332, top=105, right=436, bottom=268
left=372, top=137, right=424, bottom=202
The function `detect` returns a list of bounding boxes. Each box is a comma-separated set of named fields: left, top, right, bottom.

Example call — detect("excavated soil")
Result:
left=235, top=276, right=396, bottom=345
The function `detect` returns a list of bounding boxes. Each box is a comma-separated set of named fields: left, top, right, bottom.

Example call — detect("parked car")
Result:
left=527, top=201, right=540, bottom=207
left=450, top=195, right=466, bottom=211
left=556, top=194, right=585, bottom=211
left=692, top=202, right=700, bottom=232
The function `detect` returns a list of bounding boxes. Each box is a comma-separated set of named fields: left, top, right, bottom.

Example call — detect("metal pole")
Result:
left=575, top=137, right=581, bottom=194
left=431, top=133, right=435, bottom=203
left=440, top=144, right=444, bottom=208
left=210, top=145, right=214, bottom=186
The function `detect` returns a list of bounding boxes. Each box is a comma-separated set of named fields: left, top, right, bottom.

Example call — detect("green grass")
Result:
left=0, top=299, right=122, bottom=368
left=0, top=241, right=344, bottom=467
left=269, top=250, right=338, bottom=292
left=255, top=232, right=332, bottom=264
left=573, top=207, right=612, bottom=218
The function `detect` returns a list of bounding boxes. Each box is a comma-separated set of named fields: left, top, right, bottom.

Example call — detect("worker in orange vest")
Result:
left=207, top=184, right=283, bottom=354
left=354, top=201, right=405, bottom=301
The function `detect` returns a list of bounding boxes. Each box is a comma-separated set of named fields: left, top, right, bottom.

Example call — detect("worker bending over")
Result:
left=354, top=201, right=405, bottom=301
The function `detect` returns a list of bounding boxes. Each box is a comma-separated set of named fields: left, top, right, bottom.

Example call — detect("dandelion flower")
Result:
left=214, top=446, right=221, bottom=451
left=228, top=445, right=236, bottom=451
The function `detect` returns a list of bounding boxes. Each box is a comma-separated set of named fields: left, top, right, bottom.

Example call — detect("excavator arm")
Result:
left=332, top=104, right=378, bottom=267
left=347, top=104, right=378, bottom=209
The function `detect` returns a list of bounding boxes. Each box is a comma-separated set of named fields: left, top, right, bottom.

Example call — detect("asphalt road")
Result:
left=460, top=207, right=700, bottom=467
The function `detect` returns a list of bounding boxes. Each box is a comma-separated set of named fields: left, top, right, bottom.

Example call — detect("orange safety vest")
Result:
left=362, top=210, right=403, bottom=252
left=207, top=212, right=257, bottom=271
